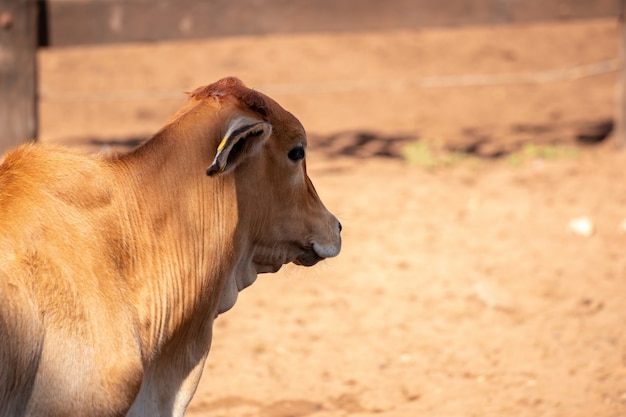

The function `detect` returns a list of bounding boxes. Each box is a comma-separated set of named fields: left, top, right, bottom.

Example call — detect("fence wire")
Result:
left=39, top=59, right=620, bottom=102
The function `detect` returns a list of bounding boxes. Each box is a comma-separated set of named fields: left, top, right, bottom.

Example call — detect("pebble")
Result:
left=567, top=217, right=594, bottom=237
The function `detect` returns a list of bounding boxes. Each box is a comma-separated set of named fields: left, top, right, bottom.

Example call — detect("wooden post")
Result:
left=617, top=0, right=626, bottom=149
left=0, top=0, right=38, bottom=154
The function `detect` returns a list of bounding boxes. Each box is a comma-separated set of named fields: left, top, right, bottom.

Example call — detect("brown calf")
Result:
left=0, top=77, right=341, bottom=417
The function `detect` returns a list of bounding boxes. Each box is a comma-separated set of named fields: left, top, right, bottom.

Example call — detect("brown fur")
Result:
left=0, top=78, right=341, bottom=417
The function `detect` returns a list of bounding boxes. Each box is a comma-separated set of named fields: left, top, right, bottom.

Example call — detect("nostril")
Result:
left=338, top=221, right=343, bottom=233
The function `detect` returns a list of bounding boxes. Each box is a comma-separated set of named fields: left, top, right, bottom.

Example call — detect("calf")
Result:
left=0, top=77, right=341, bottom=416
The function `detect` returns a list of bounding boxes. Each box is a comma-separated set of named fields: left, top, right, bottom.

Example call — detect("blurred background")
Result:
left=2, top=1, right=626, bottom=416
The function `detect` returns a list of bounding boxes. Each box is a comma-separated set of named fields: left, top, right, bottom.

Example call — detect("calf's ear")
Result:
left=206, top=116, right=272, bottom=177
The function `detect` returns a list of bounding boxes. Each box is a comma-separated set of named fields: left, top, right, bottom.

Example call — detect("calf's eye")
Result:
left=288, top=146, right=305, bottom=161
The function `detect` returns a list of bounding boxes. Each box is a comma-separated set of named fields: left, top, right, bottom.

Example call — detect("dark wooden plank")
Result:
left=495, top=0, right=618, bottom=22
left=617, top=0, right=626, bottom=149
left=0, top=0, right=38, bottom=153
left=43, top=0, right=619, bottom=47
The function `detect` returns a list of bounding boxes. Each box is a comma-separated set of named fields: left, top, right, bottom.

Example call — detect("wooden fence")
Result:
left=1, top=0, right=38, bottom=151
left=0, top=0, right=621, bottom=152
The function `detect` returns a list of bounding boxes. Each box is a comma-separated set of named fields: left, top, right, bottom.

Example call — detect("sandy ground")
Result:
left=37, top=18, right=626, bottom=416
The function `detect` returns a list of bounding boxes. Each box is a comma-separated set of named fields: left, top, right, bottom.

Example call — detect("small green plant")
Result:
left=507, top=152, right=523, bottom=167
left=401, top=140, right=466, bottom=170
left=402, top=141, right=436, bottom=169
left=507, top=143, right=579, bottom=166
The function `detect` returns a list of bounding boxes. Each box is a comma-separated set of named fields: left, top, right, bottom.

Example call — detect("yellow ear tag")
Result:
left=217, top=136, right=229, bottom=152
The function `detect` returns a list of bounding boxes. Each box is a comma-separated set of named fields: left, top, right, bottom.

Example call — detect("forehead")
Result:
left=262, top=95, right=307, bottom=145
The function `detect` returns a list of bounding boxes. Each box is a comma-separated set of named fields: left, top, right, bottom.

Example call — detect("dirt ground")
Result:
left=38, top=18, right=626, bottom=416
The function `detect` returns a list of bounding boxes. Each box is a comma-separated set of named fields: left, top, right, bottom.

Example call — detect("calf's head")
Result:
left=197, top=78, right=341, bottom=275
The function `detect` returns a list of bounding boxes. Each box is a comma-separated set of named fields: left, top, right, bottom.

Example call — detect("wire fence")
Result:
left=39, top=60, right=620, bottom=102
